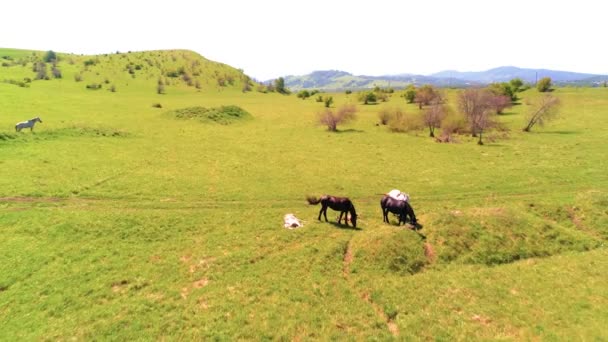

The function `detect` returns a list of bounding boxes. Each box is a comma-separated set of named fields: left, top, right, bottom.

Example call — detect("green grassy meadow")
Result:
left=1, top=48, right=607, bottom=340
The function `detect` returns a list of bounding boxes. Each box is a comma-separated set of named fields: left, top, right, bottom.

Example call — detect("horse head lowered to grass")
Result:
left=306, top=195, right=357, bottom=228
left=381, top=195, right=418, bottom=227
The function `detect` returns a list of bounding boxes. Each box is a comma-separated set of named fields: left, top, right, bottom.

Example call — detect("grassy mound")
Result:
left=351, top=229, right=428, bottom=275
left=428, top=205, right=602, bottom=266
left=0, top=132, right=18, bottom=141
left=168, top=105, right=252, bottom=124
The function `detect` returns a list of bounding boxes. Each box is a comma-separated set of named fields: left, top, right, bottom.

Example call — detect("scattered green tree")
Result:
left=43, top=50, right=57, bottom=63
left=537, top=77, right=552, bottom=92
left=297, top=90, right=310, bottom=99
left=488, top=82, right=515, bottom=102
left=523, top=94, right=560, bottom=132
left=403, top=85, right=417, bottom=104
left=274, top=77, right=289, bottom=94
left=358, top=91, right=377, bottom=105
left=324, top=96, right=334, bottom=108
left=510, top=78, right=524, bottom=93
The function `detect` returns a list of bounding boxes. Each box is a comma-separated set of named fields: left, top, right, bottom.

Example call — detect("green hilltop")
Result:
left=0, top=48, right=254, bottom=93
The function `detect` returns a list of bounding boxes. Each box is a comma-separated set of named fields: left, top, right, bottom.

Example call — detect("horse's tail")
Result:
left=306, top=196, right=322, bottom=205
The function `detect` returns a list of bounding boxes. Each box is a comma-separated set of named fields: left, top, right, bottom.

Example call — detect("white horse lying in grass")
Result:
left=284, top=213, right=304, bottom=229
left=15, top=117, right=43, bottom=132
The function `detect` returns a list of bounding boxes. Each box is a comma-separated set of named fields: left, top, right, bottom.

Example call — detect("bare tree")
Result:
left=318, top=104, right=357, bottom=132
left=489, top=94, right=512, bottom=114
left=423, top=100, right=447, bottom=137
left=157, top=78, right=166, bottom=94
left=458, top=88, right=494, bottom=145
left=414, top=84, right=441, bottom=109
left=523, top=94, right=560, bottom=132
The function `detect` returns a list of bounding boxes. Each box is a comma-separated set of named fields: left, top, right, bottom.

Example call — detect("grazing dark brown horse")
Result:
left=307, top=195, right=358, bottom=228
left=381, top=195, right=417, bottom=226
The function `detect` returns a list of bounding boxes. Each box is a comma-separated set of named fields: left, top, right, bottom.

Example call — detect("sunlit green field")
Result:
left=1, top=49, right=607, bottom=340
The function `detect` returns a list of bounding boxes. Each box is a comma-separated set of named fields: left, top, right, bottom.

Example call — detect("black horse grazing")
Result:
left=381, top=195, right=417, bottom=226
left=307, top=195, right=357, bottom=228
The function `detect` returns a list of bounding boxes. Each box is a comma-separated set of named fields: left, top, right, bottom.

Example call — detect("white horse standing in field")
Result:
left=15, top=117, right=43, bottom=132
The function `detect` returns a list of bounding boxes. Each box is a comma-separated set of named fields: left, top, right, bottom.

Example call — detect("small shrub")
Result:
left=376, top=92, right=389, bottom=102
left=388, top=109, right=423, bottom=133
left=166, top=70, right=180, bottom=78
left=52, top=67, right=62, bottom=79
left=86, top=83, right=102, bottom=90
left=182, top=73, right=193, bottom=86
left=256, top=84, right=267, bottom=93
left=34, top=62, right=47, bottom=80
left=378, top=108, right=391, bottom=125
left=318, top=104, right=357, bottom=131
left=152, top=103, right=162, bottom=108
left=74, top=74, right=83, bottom=82
left=358, top=91, right=377, bottom=105
left=157, top=79, right=165, bottom=94
left=297, top=90, right=310, bottom=99
left=2, top=79, right=29, bottom=88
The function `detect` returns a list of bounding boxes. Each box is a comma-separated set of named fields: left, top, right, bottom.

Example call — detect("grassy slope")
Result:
left=1, top=48, right=607, bottom=339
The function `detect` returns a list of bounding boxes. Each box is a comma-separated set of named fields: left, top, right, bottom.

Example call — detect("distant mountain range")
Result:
left=282, top=67, right=608, bottom=91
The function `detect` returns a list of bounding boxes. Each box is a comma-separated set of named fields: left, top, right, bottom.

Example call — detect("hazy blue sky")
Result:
left=3, top=0, right=605, bottom=80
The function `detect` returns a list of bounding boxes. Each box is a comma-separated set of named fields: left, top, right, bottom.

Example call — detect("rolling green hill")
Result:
left=1, top=47, right=607, bottom=340
left=283, top=67, right=608, bottom=91
left=1, top=48, right=253, bottom=94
